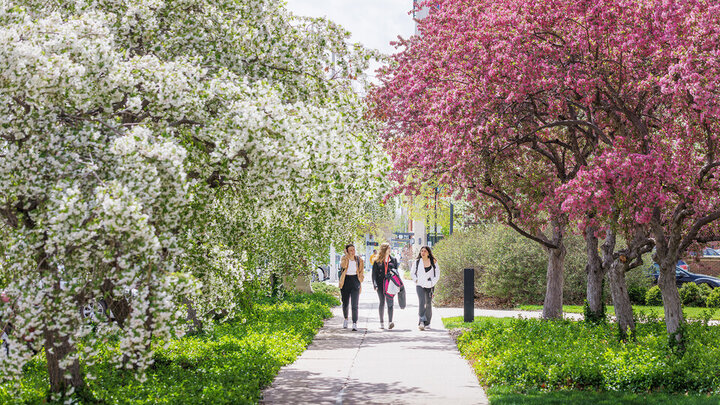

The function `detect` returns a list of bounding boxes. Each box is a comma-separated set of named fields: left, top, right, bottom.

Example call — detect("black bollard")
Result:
left=464, top=268, right=474, bottom=323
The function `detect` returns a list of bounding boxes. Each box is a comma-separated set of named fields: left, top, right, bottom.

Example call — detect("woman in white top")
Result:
left=411, top=245, right=440, bottom=330
left=339, top=244, right=364, bottom=331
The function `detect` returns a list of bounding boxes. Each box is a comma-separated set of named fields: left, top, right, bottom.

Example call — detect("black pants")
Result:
left=376, top=285, right=394, bottom=323
left=417, top=285, right=433, bottom=326
left=341, top=275, right=360, bottom=323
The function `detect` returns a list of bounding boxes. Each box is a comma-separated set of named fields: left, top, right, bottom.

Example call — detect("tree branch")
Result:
left=475, top=188, right=558, bottom=249
left=680, top=210, right=720, bottom=251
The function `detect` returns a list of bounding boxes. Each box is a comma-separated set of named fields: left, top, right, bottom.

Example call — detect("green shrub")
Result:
left=0, top=291, right=338, bottom=404
left=311, top=281, right=340, bottom=297
left=432, top=224, right=587, bottom=307
left=429, top=228, right=484, bottom=305
left=625, top=266, right=653, bottom=305
left=680, top=283, right=706, bottom=307
left=645, top=285, right=663, bottom=306
left=707, top=288, right=720, bottom=308
left=699, top=283, right=713, bottom=302
left=451, top=316, right=720, bottom=394
left=583, top=299, right=607, bottom=325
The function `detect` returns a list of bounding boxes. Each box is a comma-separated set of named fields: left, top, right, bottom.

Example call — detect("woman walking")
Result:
left=412, top=246, right=440, bottom=330
left=372, top=243, right=398, bottom=329
left=339, top=244, right=364, bottom=331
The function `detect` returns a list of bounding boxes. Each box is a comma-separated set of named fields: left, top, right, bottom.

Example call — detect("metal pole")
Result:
left=449, top=203, right=454, bottom=235
left=464, top=268, right=474, bottom=322
left=426, top=195, right=430, bottom=246
left=434, top=187, right=438, bottom=244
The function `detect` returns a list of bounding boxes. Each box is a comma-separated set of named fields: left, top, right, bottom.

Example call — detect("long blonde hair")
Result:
left=377, top=243, right=391, bottom=263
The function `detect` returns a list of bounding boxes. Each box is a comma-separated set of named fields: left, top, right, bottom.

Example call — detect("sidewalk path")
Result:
left=262, top=278, right=489, bottom=405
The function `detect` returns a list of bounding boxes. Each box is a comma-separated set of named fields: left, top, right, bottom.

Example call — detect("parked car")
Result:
left=703, top=248, right=720, bottom=256
left=647, top=261, right=720, bottom=288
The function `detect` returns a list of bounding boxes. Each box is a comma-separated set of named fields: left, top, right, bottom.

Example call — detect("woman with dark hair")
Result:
left=372, top=242, right=398, bottom=329
left=411, top=245, right=440, bottom=330
left=339, top=244, right=364, bottom=331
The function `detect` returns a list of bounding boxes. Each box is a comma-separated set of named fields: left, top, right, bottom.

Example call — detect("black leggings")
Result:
left=341, top=275, right=360, bottom=323
left=417, top=285, right=433, bottom=326
left=376, top=285, right=394, bottom=323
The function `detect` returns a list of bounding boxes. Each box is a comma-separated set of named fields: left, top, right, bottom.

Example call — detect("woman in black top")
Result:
left=372, top=243, right=398, bottom=329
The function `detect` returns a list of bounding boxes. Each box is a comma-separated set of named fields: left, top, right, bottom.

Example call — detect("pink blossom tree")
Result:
left=372, top=0, right=720, bottom=332
left=559, top=0, right=720, bottom=341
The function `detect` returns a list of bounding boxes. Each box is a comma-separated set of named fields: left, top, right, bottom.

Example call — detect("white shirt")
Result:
left=411, top=259, right=440, bottom=288
left=346, top=259, right=358, bottom=275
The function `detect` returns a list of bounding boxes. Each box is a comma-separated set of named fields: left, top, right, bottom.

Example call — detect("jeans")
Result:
left=416, top=285, right=433, bottom=326
left=341, top=275, right=360, bottom=323
left=376, top=285, right=394, bottom=323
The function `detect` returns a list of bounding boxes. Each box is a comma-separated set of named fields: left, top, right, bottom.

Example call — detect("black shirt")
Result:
left=372, top=256, right=398, bottom=289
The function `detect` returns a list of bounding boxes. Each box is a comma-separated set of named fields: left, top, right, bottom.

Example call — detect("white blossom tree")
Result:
left=0, top=0, right=387, bottom=398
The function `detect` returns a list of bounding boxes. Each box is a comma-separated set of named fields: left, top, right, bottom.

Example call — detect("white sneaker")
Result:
left=352, top=323, right=357, bottom=331
left=418, top=323, right=425, bottom=331
left=380, top=323, right=385, bottom=329
left=425, top=325, right=431, bottom=330
left=343, top=319, right=348, bottom=329
left=388, top=322, right=394, bottom=330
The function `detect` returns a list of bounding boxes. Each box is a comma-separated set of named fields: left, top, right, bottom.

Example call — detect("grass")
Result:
left=515, top=304, right=720, bottom=320
left=487, top=386, right=720, bottom=405
left=0, top=292, right=339, bottom=404
left=444, top=315, right=516, bottom=329
left=443, top=315, right=720, bottom=404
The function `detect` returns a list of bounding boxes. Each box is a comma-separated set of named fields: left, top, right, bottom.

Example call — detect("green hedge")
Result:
left=708, top=288, right=720, bottom=308
left=680, top=283, right=707, bottom=307
left=646, top=285, right=663, bottom=306
left=431, top=224, right=590, bottom=306
left=311, top=281, right=340, bottom=297
left=0, top=292, right=339, bottom=404
left=432, top=224, right=599, bottom=306
left=451, top=316, right=720, bottom=394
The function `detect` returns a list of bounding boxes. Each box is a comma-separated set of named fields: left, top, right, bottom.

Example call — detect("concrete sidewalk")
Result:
left=261, top=278, right=489, bottom=405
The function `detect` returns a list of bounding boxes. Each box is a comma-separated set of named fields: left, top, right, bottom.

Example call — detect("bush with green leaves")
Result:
left=451, top=316, right=720, bottom=393
left=625, top=266, right=654, bottom=305
left=707, top=288, right=720, bottom=308
left=680, top=283, right=707, bottom=307
left=311, top=282, right=340, bottom=297
left=430, top=229, right=484, bottom=305
left=699, top=283, right=714, bottom=303
left=0, top=292, right=339, bottom=404
left=432, top=224, right=587, bottom=307
left=646, top=285, right=663, bottom=306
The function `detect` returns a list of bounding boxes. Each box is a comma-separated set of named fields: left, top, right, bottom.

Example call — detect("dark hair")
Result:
left=345, top=244, right=355, bottom=253
left=416, top=245, right=437, bottom=267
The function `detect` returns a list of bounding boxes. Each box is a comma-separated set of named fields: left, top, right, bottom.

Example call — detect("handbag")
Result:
left=383, top=257, right=404, bottom=297
left=386, top=278, right=401, bottom=296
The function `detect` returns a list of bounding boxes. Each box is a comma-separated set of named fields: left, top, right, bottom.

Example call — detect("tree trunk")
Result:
left=183, top=297, right=204, bottom=334
left=43, top=326, right=84, bottom=394
left=658, top=258, right=684, bottom=341
left=543, top=231, right=566, bottom=319
left=607, top=261, right=635, bottom=339
left=101, top=279, right=132, bottom=327
left=584, top=230, right=605, bottom=321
